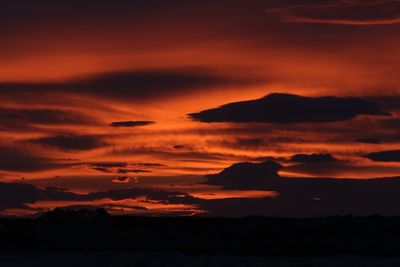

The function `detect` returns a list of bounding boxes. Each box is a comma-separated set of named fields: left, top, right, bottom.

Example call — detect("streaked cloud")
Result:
left=266, top=0, right=400, bottom=26
left=27, top=134, right=108, bottom=151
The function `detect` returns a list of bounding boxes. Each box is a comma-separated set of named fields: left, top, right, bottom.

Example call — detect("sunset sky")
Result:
left=1, top=0, right=400, bottom=217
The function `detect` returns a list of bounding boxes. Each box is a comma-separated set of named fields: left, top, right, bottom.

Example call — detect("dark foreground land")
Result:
left=3, top=252, right=400, bottom=267
left=2, top=210, right=400, bottom=266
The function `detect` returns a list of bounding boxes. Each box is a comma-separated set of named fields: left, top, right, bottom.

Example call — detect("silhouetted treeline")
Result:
left=1, top=209, right=400, bottom=256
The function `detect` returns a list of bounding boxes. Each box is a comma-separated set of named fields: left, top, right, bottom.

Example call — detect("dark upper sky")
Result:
left=0, top=0, right=399, bottom=217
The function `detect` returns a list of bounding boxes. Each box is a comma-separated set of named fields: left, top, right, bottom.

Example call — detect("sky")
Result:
left=1, top=0, right=400, bottom=217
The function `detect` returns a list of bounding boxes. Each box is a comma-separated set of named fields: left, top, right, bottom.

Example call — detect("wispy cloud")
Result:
left=266, top=0, right=400, bottom=26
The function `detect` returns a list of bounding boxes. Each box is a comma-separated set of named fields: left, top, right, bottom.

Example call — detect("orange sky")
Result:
left=0, top=0, right=400, bottom=217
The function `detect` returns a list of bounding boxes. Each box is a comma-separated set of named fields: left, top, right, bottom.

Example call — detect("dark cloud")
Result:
left=113, top=147, right=247, bottom=163
left=202, top=159, right=400, bottom=191
left=0, top=182, right=196, bottom=212
left=0, top=145, right=66, bottom=172
left=208, top=136, right=304, bottom=152
left=5, top=164, right=400, bottom=216
left=87, top=162, right=152, bottom=174
left=266, top=0, right=400, bottom=26
left=204, top=161, right=283, bottom=190
left=91, top=167, right=113, bottom=173
left=199, top=159, right=400, bottom=216
left=189, top=93, right=389, bottom=123
left=0, top=108, right=96, bottom=125
left=82, top=188, right=196, bottom=204
left=232, top=137, right=265, bottom=148
left=368, top=95, right=400, bottom=112
left=0, top=182, right=82, bottom=211
left=136, top=163, right=165, bottom=167
left=0, top=182, right=42, bottom=210
left=28, top=134, right=107, bottom=151
left=112, top=176, right=131, bottom=183
left=286, top=161, right=400, bottom=177
left=58, top=204, right=147, bottom=211
left=290, top=153, right=338, bottom=163
left=356, top=137, right=381, bottom=144
left=215, top=137, right=267, bottom=150
left=364, top=150, right=400, bottom=162
left=91, top=167, right=150, bottom=175
left=90, top=162, right=128, bottom=168
left=35, top=161, right=400, bottom=217
left=0, top=68, right=256, bottom=101
left=117, top=169, right=150, bottom=174
left=110, top=121, right=154, bottom=127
